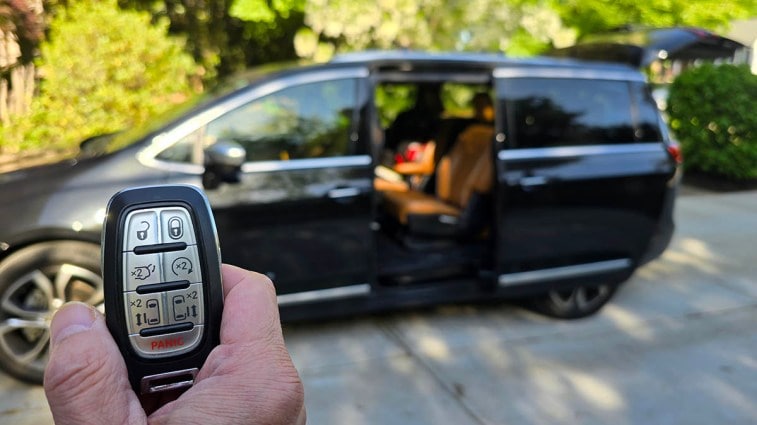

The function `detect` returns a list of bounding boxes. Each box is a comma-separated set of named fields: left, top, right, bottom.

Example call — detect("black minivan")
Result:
left=0, top=51, right=680, bottom=383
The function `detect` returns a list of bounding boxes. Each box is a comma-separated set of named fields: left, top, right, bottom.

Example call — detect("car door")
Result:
left=146, top=67, right=375, bottom=302
left=493, top=67, right=677, bottom=287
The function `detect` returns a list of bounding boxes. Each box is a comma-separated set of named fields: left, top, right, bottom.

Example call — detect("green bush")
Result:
left=0, top=0, right=198, bottom=154
left=668, top=64, right=757, bottom=181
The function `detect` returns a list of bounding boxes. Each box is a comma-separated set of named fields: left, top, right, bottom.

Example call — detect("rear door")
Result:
left=493, top=67, right=676, bottom=287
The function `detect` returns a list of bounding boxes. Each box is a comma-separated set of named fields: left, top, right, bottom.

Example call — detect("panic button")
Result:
left=129, top=325, right=203, bottom=358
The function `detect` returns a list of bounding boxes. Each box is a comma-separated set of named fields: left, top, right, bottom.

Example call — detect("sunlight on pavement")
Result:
left=566, top=371, right=625, bottom=411
left=662, top=237, right=721, bottom=274
left=601, top=305, right=654, bottom=341
left=388, top=354, right=415, bottom=374
left=418, top=335, right=451, bottom=361
left=636, top=236, right=722, bottom=283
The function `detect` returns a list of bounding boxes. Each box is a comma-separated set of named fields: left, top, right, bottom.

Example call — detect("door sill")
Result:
left=498, top=259, right=632, bottom=286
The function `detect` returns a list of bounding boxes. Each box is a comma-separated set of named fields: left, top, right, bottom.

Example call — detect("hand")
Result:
left=44, top=264, right=306, bottom=425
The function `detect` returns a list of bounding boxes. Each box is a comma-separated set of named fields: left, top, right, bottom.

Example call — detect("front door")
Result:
left=201, top=69, right=375, bottom=301
left=493, top=68, right=676, bottom=287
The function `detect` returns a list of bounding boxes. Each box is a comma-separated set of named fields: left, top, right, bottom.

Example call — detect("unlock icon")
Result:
left=136, top=221, right=150, bottom=241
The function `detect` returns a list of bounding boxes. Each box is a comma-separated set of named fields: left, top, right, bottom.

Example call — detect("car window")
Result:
left=501, top=78, right=636, bottom=148
left=205, top=78, right=357, bottom=162
left=375, top=82, right=492, bottom=128
left=155, top=129, right=202, bottom=163
left=375, top=84, right=416, bottom=128
left=631, top=82, right=663, bottom=142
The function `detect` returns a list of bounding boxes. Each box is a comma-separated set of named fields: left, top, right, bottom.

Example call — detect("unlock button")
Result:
left=124, top=211, right=159, bottom=251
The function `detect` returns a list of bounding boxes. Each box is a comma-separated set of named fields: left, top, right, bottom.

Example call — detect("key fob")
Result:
left=102, top=185, right=223, bottom=394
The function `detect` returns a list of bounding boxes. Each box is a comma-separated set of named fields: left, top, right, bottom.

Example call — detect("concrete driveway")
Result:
left=1, top=188, right=756, bottom=424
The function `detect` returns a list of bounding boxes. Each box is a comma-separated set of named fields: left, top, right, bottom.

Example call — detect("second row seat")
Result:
left=381, top=123, right=495, bottom=236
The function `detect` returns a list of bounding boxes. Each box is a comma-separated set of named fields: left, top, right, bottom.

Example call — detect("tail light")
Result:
left=666, top=142, right=683, bottom=164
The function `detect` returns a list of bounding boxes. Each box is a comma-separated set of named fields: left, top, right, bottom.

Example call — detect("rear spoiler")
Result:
left=547, top=27, right=745, bottom=68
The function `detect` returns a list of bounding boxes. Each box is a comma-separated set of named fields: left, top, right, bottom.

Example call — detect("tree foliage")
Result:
left=0, top=0, right=198, bottom=153
left=668, top=64, right=757, bottom=180
left=234, top=0, right=755, bottom=63
left=290, top=0, right=575, bottom=61
left=119, top=0, right=304, bottom=80
left=552, top=0, right=757, bottom=39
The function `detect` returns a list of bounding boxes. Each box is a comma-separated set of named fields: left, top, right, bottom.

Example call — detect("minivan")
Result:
left=0, top=51, right=680, bottom=383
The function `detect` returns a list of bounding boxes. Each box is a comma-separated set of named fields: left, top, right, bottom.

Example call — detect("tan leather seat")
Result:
left=382, top=124, right=494, bottom=226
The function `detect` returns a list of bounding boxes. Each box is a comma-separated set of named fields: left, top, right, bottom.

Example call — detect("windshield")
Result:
left=85, top=94, right=208, bottom=156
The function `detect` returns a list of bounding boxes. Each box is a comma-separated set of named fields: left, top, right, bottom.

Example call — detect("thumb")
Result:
left=44, top=302, right=146, bottom=425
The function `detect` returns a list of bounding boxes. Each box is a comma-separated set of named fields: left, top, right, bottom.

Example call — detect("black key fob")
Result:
left=102, top=185, right=223, bottom=394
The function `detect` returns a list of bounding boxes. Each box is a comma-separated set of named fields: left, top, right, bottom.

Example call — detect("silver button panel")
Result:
left=122, top=206, right=205, bottom=357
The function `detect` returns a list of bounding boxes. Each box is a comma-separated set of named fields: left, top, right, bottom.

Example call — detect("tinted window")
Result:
left=501, top=78, right=635, bottom=148
left=156, top=129, right=201, bottom=163
left=206, top=79, right=357, bottom=162
left=631, top=82, right=663, bottom=142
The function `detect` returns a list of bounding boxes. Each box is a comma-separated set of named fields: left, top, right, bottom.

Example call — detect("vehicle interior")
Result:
left=372, top=75, right=497, bottom=285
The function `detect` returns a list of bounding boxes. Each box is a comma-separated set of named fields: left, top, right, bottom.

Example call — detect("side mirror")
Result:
left=202, top=141, right=246, bottom=190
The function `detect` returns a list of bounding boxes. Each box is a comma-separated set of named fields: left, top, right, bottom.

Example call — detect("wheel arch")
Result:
left=0, top=229, right=101, bottom=265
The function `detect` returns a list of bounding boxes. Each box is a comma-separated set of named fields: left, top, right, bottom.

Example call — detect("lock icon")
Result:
left=168, top=217, right=183, bottom=239
left=136, top=221, right=150, bottom=241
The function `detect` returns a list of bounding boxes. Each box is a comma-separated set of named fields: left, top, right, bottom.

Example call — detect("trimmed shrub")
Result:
left=668, top=64, right=757, bottom=181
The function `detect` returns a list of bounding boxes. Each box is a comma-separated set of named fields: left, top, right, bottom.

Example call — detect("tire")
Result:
left=531, top=283, right=618, bottom=319
left=0, top=241, right=102, bottom=384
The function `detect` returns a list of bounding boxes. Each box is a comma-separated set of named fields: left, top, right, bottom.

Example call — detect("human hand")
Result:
left=44, top=264, right=306, bottom=425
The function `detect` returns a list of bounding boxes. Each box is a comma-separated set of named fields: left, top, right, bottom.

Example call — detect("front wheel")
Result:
left=531, top=283, right=617, bottom=319
left=0, top=241, right=102, bottom=383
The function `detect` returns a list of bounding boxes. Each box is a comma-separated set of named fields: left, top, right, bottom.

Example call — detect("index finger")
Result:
left=221, top=264, right=275, bottom=299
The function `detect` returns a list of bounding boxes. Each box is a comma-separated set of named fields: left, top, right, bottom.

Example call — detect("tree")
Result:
left=0, top=0, right=198, bottom=153
left=552, top=0, right=757, bottom=39
left=119, top=0, right=304, bottom=80
left=290, top=0, right=575, bottom=61
left=0, top=0, right=43, bottom=125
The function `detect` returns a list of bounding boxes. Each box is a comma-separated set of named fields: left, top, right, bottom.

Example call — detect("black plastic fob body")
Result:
left=103, top=185, right=223, bottom=395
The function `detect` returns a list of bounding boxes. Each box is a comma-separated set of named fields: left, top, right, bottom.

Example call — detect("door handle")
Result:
left=518, top=176, right=549, bottom=188
left=327, top=187, right=361, bottom=199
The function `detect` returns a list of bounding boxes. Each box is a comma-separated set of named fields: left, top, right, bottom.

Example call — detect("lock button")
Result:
left=125, top=211, right=159, bottom=251
left=160, top=208, right=196, bottom=246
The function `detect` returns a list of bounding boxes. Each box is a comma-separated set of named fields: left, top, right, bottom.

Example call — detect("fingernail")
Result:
left=50, top=302, right=97, bottom=346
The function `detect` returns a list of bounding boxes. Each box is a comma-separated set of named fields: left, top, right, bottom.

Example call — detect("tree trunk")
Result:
left=0, top=0, right=43, bottom=128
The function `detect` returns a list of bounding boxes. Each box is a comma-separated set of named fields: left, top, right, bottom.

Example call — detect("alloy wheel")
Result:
left=0, top=264, right=103, bottom=377
left=547, top=284, right=611, bottom=314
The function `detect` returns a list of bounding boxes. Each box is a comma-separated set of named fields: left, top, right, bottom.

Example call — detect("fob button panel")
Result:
left=122, top=206, right=206, bottom=358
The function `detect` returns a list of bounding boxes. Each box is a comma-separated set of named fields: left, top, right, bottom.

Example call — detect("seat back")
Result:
left=436, top=124, right=494, bottom=208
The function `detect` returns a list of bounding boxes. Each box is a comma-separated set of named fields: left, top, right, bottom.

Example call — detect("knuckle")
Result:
left=45, top=336, right=112, bottom=399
